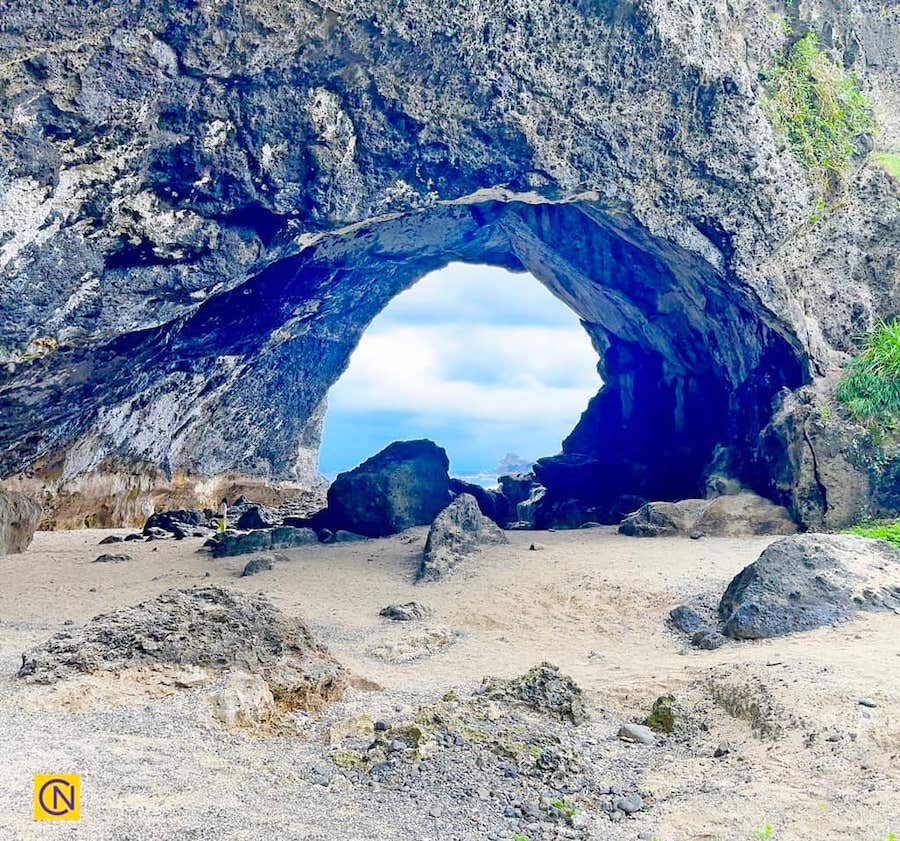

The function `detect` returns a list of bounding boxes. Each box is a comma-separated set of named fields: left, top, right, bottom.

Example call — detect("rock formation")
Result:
left=0, top=1, right=897, bottom=528
left=719, top=534, right=900, bottom=639
left=0, top=490, right=41, bottom=554
left=18, top=586, right=346, bottom=712
left=619, top=492, right=797, bottom=537
left=419, top=493, right=509, bottom=581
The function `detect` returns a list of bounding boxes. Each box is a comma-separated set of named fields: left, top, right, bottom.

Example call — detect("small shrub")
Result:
left=762, top=32, right=874, bottom=189
left=836, top=319, right=900, bottom=435
left=550, top=799, right=577, bottom=818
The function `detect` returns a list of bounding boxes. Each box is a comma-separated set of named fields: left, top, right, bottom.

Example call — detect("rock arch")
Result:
left=0, top=0, right=896, bottom=528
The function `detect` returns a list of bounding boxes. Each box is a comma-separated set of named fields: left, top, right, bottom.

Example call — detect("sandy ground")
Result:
left=0, top=527, right=898, bottom=840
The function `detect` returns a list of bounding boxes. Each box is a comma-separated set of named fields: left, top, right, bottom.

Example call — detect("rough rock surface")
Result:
left=0, top=491, right=41, bottom=555
left=449, top=478, right=510, bottom=527
left=17, top=586, right=346, bottom=710
left=236, top=505, right=281, bottom=530
left=211, top=526, right=318, bottom=558
left=480, top=662, right=586, bottom=725
left=619, top=493, right=796, bottom=537
left=419, top=493, right=508, bottom=582
left=379, top=602, right=430, bottom=622
left=327, top=440, right=451, bottom=538
left=719, top=534, right=900, bottom=639
left=0, top=1, right=897, bottom=529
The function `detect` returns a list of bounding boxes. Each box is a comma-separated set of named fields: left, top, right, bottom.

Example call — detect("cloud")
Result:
left=319, top=263, right=602, bottom=474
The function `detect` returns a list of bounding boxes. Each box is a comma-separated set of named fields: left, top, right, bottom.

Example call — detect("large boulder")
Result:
left=327, top=440, right=451, bottom=538
left=143, top=508, right=208, bottom=537
left=619, top=493, right=796, bottom=537
left=18, top=586, right=346, bottom=710
left=236, top=504, right=281, bottom=530
left=212, top=526, right=318, bottom=558
left=0, top=491, right=41, bottom=555
left=719, top=534, right=900, bottom=639
left=419, top=493, right=508, bottom=581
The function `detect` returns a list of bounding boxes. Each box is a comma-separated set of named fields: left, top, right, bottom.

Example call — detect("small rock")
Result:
left=692, top=627, right=728, bottom=650
left=617, top=723, right=655, bottom=745
left=98, top=535, right=125, bottom=545
left=374, top=720, right=389, bottom=732
left=858, top=698, right=878, bottom=708
left=124, top=533, right=144, bottom=542
left=93, top=553, right=132, bottom=564
left=668, top=605, right=705, bottom=635
left=241, top=556, right=275, bottom=577
left=379, top=602, right=430, bottom=621
left=714, top=742, right=733, bottom=758
left=613, top=794, right=643, bottom=815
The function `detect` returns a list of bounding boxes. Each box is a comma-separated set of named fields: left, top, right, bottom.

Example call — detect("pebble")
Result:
left=858, top=698, right=878, bottom=708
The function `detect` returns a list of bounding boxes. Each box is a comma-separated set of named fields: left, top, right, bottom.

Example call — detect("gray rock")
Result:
left=692, top=627, right=728, bottom=650
left=17, top=586, right=347, bottom=711
left=480, top=663, right=586, bottom=725
left=617, top=724, right=655, bottom=745
left=668, top=605, right=706, bottom=635
left=0, top=491, right=41, bottom=555
left=143, top=509, right=207, bottom=536
left=379, top=602, right=430, bottom=622
left=332, top=530, right=367, bottom=543
left=419, top=494, right=508, bottom=581
left=719, top=534, right=900, bottom=639
left=327, top=441, right=451, bottom=538
left=93, top=553, right=132, bottom=564
left=98, top=535, right=125, bottom=545
left=241, top=556, right=275, bottom=577
left=613, top=794, right=644, bottom=814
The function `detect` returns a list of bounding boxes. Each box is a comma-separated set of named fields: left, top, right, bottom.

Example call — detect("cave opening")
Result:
left=317, top=262, right=603, bottom=484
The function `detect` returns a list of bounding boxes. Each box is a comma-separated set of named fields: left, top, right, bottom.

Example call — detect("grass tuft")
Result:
left=763, top=32, right=874, bottom=189
left=844, top=520, right=900, bottom=548
left=836, top=319, right=900, bottom=435
left=871, top=151, right=900, bottom=179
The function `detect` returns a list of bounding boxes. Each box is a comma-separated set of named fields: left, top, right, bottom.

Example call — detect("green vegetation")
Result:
left=754, top=825, right=774, bottom=839
left=513, top=835, right=530, bottom=841
left=845, top=520, right=900, bottom=548
left=836, top=319, right=900, bottom=435
left=763, top=32, right=874, bottom=189
left=871, top=151, right=900, bottom=179
left=644, top=694, right=676, bottom=734
left=550, top=799, right=577, bottom=818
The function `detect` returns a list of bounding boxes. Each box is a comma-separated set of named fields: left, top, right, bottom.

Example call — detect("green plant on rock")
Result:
left=762, top=31, right=874, bottom=190
left=836, top=319, right=900, bottom=436
left=550, top=798, right=577, bottom=818
left=870, top=151, right=900, bottom=179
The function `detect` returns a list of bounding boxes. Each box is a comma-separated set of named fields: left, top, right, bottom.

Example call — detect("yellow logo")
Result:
left=34, top=774, right=80, bottom=821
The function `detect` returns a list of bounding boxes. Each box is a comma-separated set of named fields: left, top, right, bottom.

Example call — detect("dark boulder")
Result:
left=98, top=535, right=125, bottom=545
left=719, top=534, right=900, bottom=639
left=419, top=493, right=508, bottom=581
left=449, top=478, right=510, bottom=526
left=0, top=491, right=42, bottom=555
left=143, top=509, right=207, bottom=536
left=212, top=526, right=318, bottom=558
left=327, top=440, right=451, bottom=538
left=332, top=530, right=367, bottom=543
left=498, top=472, right=539, bottom=508
left=236, top=505, right=280, bottom=530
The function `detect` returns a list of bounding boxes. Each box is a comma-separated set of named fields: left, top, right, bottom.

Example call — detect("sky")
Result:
left=317, top=263, right=602, bottom=481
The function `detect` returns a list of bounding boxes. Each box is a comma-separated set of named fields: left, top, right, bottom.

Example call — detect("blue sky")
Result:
left=317, top=263, right=602, bottom=480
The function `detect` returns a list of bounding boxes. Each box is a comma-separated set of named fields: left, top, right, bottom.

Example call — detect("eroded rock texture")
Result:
left=0, top=0, right=897, bottom=527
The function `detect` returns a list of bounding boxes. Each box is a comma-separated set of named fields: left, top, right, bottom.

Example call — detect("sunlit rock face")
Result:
left=0, top=0, right=897, bottom=528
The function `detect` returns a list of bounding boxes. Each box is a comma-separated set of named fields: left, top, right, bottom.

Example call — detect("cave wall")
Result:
left=0, top=0, right=898, bottom=527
